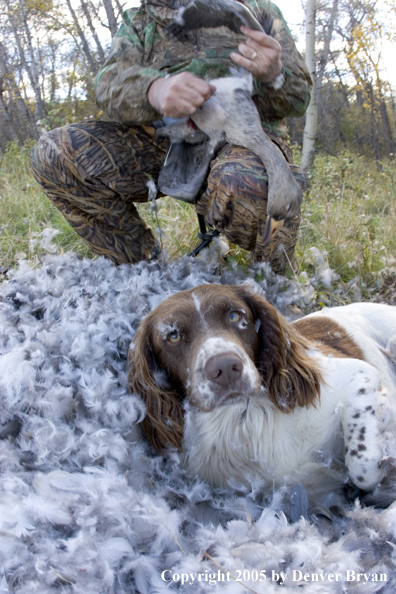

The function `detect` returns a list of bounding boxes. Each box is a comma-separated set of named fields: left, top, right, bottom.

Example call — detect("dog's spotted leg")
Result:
left=340, top=362, right=385, bottom=491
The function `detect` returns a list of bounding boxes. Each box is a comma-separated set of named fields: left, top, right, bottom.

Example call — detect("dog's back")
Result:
left=302, top=303, right=396, bottom=401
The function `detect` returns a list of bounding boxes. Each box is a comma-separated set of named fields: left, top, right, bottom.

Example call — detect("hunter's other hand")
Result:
left=147, top=72, right=216, bottom=118
left=231, top=26, right=282, bottom=84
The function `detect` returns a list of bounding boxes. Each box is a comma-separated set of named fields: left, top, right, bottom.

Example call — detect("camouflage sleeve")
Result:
left=95, top=8, right=167, bottom=125
left=252, top=1, right=312, bottom=120
left=95, top=2, right=311, bottom=127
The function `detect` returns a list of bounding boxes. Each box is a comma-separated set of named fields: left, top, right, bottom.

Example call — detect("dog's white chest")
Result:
left=181, top=388, right=344, bottom=493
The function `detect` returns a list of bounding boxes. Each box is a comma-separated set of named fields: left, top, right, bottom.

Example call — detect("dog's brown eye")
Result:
left=229, top=312, right=241, bottom=323
left=168, top=330, right=181, bottom=343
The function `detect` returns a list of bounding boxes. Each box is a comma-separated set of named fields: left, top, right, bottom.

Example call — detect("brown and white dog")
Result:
left=129, top=284, right=396, bottom=498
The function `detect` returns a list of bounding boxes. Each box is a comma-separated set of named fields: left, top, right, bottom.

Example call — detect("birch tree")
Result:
left=301, top=0, right=317, bottom=170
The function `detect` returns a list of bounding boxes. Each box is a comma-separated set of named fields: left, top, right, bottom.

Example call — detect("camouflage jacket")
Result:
left=95, top=0, right=311, bottom=138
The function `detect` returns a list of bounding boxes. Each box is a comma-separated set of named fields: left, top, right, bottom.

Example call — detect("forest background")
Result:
left=0, top=0, right=396, bottom=306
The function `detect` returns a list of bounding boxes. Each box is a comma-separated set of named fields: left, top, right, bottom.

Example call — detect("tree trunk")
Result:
left=103, top=0, right=118, bottom=36
left=367, top=82, right=381, bottom=169
left=38, top=45, right=46, bottom=102
left=317, top=0, right=338, bottom=97
left=378, top=93, right=394, bottom=156
left=301, top=0, right=317, bottom=171
left=390, top=89, right=396, bottom=157
left=80, top=0, right=106, bottom=65
left=65, top=0, right=98, bottom=75
left=0, top=40, right=38, bottom=138
left=114, top=0, right=124, bottom=20
left=330, top=52, right=350, bottom=106
left=49, top=41, right=57, bottom=103
left=18, top=0, right=46, bottom=122
left=6, top=0, right=45, bottom=124
left=0, top=82, right=21, bottom=143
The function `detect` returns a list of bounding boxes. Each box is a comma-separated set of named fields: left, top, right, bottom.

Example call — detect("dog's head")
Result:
left=128, top=284, right=321, bottom=451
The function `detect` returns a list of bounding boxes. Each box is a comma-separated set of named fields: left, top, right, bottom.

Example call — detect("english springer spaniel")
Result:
left=129, top=284, right=396, bottom=500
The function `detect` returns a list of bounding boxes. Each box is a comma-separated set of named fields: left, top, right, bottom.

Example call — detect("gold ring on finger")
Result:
left=250, top=51, right=258, bottom=60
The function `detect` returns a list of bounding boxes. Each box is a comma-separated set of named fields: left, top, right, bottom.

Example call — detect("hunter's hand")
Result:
left=231, top=26, right=283, bottom=84
left=147, top=72, right=216, bottom=118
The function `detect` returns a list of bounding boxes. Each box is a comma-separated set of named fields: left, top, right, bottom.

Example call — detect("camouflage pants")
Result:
left=199, top=143, right=304, bottom=272
left=30, top=120, right=304, bottom=271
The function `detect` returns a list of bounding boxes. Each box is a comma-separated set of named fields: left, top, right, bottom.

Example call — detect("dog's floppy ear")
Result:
left=128, top=316, right=184, bottom=452
left=235, top=286, right=322, bottom=411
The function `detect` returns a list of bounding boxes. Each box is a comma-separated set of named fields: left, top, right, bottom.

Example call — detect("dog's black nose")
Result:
left=205, top=354, right=243, bottom=386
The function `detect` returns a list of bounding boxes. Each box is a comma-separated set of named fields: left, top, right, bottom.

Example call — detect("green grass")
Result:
left=295, top=151, right=396, bottom=301
left=1, top=141, right=396, bottom=304
left=136, top=198, right=200, bottom=260
left=0, top=142, right=94, bottom=269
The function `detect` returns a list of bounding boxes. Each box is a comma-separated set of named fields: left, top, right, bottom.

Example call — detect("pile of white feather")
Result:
left=0, top=251, right=395, bottom=594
